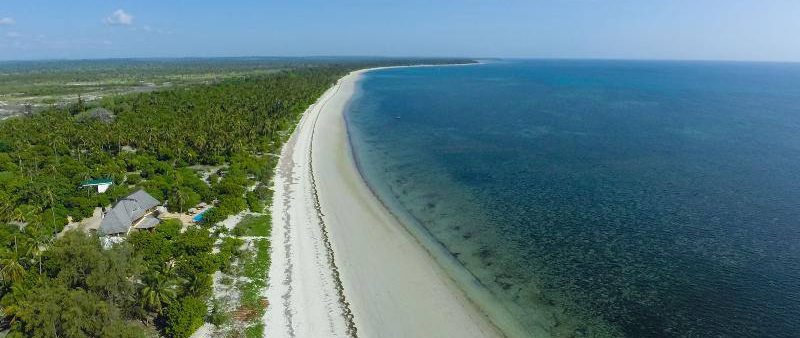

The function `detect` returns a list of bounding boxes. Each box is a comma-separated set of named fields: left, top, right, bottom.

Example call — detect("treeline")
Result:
left=0, top=57, right=474, bottom=97
left=0, top=59, right=474, bottom=337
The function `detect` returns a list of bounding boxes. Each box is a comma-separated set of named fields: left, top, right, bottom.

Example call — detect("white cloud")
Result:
left=140, top=25, right=168, bottom=34
left=5, top=32, right=21, bottom=38
left=103, top=9, right=134, bottom=26
left=0, top=17, right=15, bottom=25
left=3, top=36, right=114, bottom=50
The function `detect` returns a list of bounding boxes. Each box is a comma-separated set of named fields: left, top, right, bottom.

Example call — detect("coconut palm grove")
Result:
left=0, top=58, right=469, bottom=337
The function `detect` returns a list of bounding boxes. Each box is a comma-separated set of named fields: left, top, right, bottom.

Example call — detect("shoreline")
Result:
left=265, top=63, right=527, bottom=338
left=342, top=66, right=540, bottom=338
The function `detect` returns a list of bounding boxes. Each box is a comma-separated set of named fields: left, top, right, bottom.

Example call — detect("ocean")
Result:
left=343, top=60, right=800, bottom=338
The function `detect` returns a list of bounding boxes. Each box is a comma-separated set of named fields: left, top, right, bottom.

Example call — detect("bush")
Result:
left=218, top=237, right=244, bottom=272
left=175, top=252, right=219, bottom=276
left=219, top=237, right=244, bottom=258
left=163, top=296, right=207, bottom=338
left=233, top=215, right=271, bottom=237
left=129, top=231, right=173, bottom=266
left=156, top=219, right=182, bottom=240
left=245, top=191, right=262, bottom=212
left=183, top=272, right=214, bottom=299
left=253, top=185, right=273, bottom=203
left=126, top=173, right=142, bottom=185
left=215, top=179, right=245, bottom=197
left=176, top=227, right=214, bottom=256
left=232, top=225, right=246, bottom=237
left=207, top=173, right=220, bottom=185
left=218, top=196, right=247, bottom=215
left=201, top=207, right=225, bottom=226
left=244, top=323, right=264, bottom=338
left=202, top=196, right=247, bottom=226
left=207, top=300, right=230, bottom=327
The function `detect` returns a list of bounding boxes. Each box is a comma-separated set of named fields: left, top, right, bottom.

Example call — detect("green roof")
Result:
left=80, top=179, right=113, bottom=186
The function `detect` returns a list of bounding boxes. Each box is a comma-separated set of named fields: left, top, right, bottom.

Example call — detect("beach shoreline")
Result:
left=265, top=63, right=528, bottom=338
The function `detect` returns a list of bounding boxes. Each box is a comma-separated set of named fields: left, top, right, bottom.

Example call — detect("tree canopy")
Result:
left=0, top=59, right=475, bottom=337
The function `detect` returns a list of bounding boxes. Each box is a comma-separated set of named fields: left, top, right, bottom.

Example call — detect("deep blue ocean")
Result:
left=344, top=60, right=800, bottom=338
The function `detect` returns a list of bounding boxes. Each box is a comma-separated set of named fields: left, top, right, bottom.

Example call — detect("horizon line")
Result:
left=0, top=55, right=799, bottom=65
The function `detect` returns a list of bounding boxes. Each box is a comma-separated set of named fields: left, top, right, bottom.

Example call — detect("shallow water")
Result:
left=344, top=60, right=800, bottom=338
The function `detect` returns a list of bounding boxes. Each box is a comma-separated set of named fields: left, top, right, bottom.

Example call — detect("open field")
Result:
left=0, top=57, right=465, bottom=118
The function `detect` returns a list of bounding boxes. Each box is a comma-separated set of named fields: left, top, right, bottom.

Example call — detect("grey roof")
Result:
left=127, top=190, right=160, bottom=211
left=135, top=216, right=161, bottom=229
left=99, top=190, right=160, bottom=236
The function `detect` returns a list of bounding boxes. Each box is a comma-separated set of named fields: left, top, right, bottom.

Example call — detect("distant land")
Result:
left=0, top=56, right=484, bottom=119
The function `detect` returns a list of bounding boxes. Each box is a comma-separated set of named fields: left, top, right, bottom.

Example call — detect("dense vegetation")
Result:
left=0, top=57, right=472, bottom=104
left=0, top=58, right=473, bottom=337
left=0, top=57, right=317, bottom=98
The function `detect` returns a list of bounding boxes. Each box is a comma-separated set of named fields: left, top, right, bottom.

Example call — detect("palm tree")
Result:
left=0, top=236, right=26, bottom=285
left=43, top=185, right=56, bottom=227
left=182, top=272, right=211, bottom=297
left=0, top=284, right=29, bottom=326
left=0, top=194, right=13, bottom=223
left=171, top=187, right=189, bottom=213
left=138, top=271, right=178, bottom=314
left=24, top=223, right=50, bottom=275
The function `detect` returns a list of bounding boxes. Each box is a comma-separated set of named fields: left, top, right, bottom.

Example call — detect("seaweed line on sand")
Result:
left=278, top=137, right=297, bottom=338
left=307, top=79, right=359, bottom=338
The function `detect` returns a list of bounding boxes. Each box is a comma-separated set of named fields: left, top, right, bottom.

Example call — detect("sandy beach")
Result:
left=263, top=67, right=509, bottom=338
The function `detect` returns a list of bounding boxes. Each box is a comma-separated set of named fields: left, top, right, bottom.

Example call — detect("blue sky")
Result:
left=0, top=0, right=798, bottom=61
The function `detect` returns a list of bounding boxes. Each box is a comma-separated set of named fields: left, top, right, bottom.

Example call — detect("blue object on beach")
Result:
left=192, top=209, right=209, bottom=222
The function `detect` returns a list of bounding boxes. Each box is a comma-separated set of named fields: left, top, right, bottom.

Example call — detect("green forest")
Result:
left=0, top=58, right=473, bottom=337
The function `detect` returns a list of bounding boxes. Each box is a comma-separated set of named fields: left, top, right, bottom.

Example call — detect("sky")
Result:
left=0, top=0, right=799, bottom=62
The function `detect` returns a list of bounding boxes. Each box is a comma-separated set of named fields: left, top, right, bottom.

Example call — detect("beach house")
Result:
left=98, top=189, right=161, bottom=236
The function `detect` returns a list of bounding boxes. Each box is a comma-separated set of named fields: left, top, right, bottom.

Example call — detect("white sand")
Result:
left=264, top=67, right=511, bottom=338
left=263, top=84, right=353, bottom=338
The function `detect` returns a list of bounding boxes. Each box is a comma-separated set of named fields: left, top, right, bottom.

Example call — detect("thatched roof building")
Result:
left=99, top=190, right=160, bottom=236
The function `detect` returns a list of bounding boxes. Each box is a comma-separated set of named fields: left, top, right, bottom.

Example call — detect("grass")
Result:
left=233, top=214, right=271, bottom=237
left=204, top=152, right=275, bottom=335
left=244, top=323, right=265, bottom=338
left=239, top=239, right=270, bottom=315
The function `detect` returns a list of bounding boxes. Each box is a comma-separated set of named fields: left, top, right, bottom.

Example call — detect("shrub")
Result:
left=219, top=237, right=244, bottom=257
left=201, top=207, right=225, bottom=226
left=176, top=227, right=214, bottom=256
left=156, top=219, right=182, bottom=240
left=207, top=300, right=230, bottom=327
left=176, top=252, right=219, bottom=276
left=183, top=272, right=214, bottom=299
left=233, top=215, right=271, bottom=237
left=245, top=191, right=262, bottom=212
left=129, top=231, right=173, bottom=266
left=244, top=324, right=264, bottom=338
left=253, top=185, right=273, bottom=203
left=163, top=296, right=207, bottom=338
left=232, top=225, right=246, bottom=237
left=126, top=173, right=142, bottom=185
left=218, top=196, right=248, bottom=215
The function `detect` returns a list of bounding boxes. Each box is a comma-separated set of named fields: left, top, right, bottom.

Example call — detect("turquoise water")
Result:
left=344, top=60, right=800, bottom=338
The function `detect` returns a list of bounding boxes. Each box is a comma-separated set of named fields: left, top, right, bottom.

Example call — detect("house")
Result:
left=81, top=178, right=113, bottom=193
left=98, top=190, right=161, bottom=236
